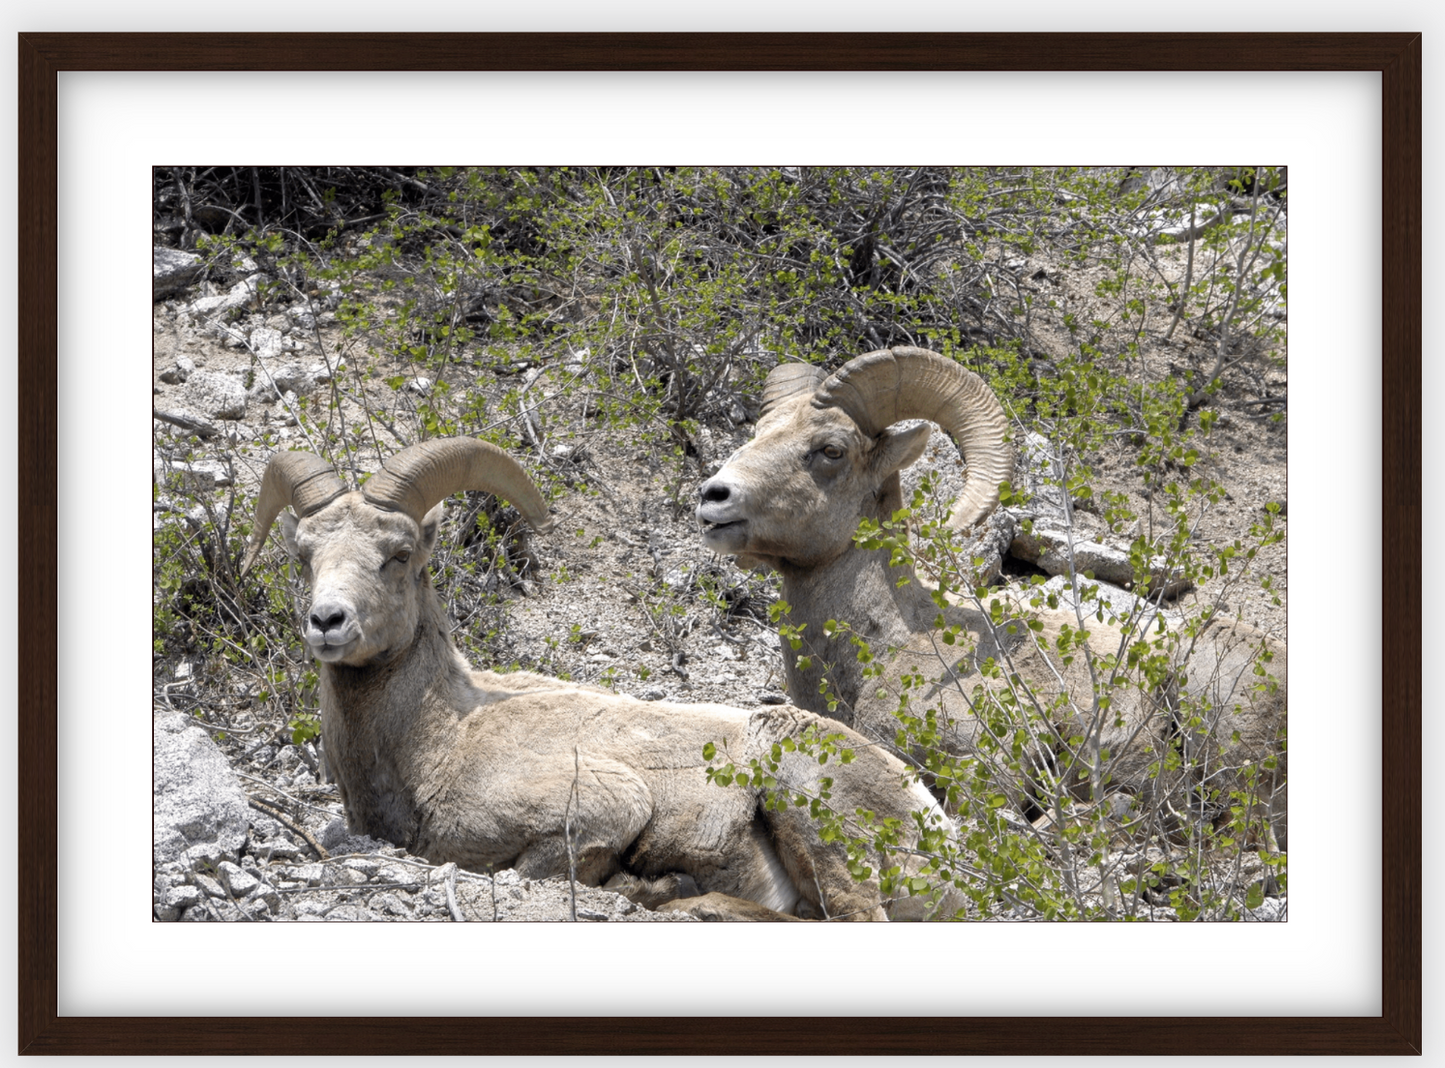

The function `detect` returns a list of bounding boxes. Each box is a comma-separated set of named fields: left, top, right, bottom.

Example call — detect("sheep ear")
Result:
left=278, top=510, right=301, bottom=558
left=417, top=502, right=444, bottom=563
left=871, top=423, right=931, bottom=480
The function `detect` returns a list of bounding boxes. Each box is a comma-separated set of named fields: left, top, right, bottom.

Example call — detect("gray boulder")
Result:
left=1010, top=525, right=1191, bottom=598
left=178, top=369, right=247, bottom=421
left=1013, top=430, right=1070, bottom=519
left=154, top=247, right=202, bottom=300
left=158, top=355, right=195, bottom=385
left=286, top=304, right=317, bottom=331
left=153, top=712, right=251, bottom=866
left=189, top=274, right=264, bottom=319
left=250, top=326, right=286, bottom=361
left=1033, top=573, right=1183, bottom=628
left=267, top=362, right=313, bottom=396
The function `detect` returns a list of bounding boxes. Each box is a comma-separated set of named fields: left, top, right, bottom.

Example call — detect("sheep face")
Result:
left=278, top=495, right=443, bottom=667
left=698, top=396, right=930, bottom=571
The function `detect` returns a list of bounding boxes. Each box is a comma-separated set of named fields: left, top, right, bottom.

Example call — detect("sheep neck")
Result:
left=315, top=580, right=470, bottom=850
left=775, top=532, right=957, bottom=732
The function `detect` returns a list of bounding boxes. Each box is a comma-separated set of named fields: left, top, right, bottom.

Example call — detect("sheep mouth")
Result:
left=311, top=642, right=353, bottom=663
left=700, top=519, right=748, bottom=551
left=306, top=632, right=359, bottom=662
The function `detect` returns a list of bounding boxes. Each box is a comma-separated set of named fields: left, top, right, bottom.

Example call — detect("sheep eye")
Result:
left=820, top=445, right=844, bottom=460
left=390, top=551, right=411, bottom=566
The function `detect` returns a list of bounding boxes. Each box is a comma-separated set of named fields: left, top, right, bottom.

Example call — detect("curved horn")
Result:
left=240, top=451, right=347, bottom=576
left=759, top=363, right=827, bottom=421
left=814, top=346, right=1013, bottom=530
left=362, top=438, right=554, bottom=534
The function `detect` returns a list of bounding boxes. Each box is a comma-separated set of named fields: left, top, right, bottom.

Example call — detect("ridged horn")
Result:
left=240, top=451, right=348, bottom=576
left=362, top=438, right=555, bottom=534
left=814, top=346, right=1014, bottom=530
left=759, top=363, right=827, bottom=421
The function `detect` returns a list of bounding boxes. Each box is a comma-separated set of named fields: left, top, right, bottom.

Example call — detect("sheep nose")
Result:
left=309, top=603, right=349, bottom=633
left=699, top=478, right=731, bottom=503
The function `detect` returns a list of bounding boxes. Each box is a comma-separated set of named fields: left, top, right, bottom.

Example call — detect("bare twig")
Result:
left=247, top=796, right=329, bottom=860
left=564, top=747, right=581, bottom=922
left=1163, top=201, right=1197, bottom=342
left=234, top=772, right=340, bottom=818
left=438, top=862, right=466, bottom=922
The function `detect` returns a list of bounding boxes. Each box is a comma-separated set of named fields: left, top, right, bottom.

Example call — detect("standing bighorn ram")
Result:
left=697, top=347, right=1286, bottom=844
left=242, top=438, right=964, bottom=920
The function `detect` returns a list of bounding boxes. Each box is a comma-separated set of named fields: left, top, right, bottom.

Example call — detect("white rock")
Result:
left=1242, top=897, right=1287, bottom=922
left=189, top=274, right=262, bottom=318
left=250, top=326, right=286, bottom=360
left=1010, top=525, right=1191, bottom=598
left=155, top=458, right=231, bottom=493
left=154, top=712, right=250, bottom=866
left=287, top=305, right=317, bottom=331
left=164, top=884, right=201, bottom=910
left=158, top=354, right=196, bottom=385
left=271, top=363, right=312, bottom=395
left=154, top=247, right=202, bottom=299
left=288, top=864, right=326, bottom=887
left=216, top=861, right=260, bottom=898
left=1015, top=431, right=1069, bottom=517
left=179, top=369, right=247, bottom=420
left=325, top=905, right=375, bottom=921
left=1034, top=574, right=1182, bottom=628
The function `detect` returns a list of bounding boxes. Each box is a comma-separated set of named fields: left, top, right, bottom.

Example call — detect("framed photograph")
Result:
left=20, top=33, right=1419, bottom=1055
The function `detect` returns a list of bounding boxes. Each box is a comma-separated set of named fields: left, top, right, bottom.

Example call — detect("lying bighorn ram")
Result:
left=242, top=438, right=964, bottom=920
left=697, top=347, right=1286, bottom=844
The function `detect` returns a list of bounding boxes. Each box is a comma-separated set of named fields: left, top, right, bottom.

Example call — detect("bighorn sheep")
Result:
left=697, top=347, right=1286, bottom=844
left=242, top=437, right=964, bottom=920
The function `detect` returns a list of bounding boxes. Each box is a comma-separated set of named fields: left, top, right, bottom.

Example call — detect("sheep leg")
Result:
left=508, top=836, right=622, bottom=886
left=602, top=871, right=702, bottom=909
left=655, top=893, right=806, bottom=922
left=762, top=805, right=889, bottom=921
left=604, top=866, right=811, bottom=921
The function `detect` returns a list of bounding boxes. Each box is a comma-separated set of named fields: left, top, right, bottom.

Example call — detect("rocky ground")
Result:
left=152, top=193, right=1287, bottom=922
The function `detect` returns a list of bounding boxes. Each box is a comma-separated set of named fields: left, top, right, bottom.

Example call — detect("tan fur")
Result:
left=699, top=392, right=1287, bottom=846
left=271, top=490, right=966, bottom=920
left=656, top=892, right=807, bottom=922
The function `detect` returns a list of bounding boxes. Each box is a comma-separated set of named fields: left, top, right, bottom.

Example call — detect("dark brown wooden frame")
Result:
left=18, top=33, right=1420, bottom=1055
